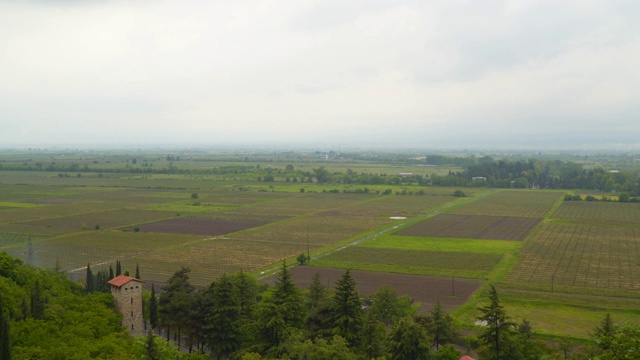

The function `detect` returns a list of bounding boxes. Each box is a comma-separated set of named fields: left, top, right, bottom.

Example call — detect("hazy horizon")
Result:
left=1, top=1, right=639, bottom=150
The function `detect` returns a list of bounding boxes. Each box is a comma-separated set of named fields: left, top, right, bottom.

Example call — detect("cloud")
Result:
left=0, top=0, right=638, bottom=148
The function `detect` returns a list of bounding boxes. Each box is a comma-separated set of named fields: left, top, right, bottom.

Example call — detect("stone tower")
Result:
left=107, top=274, right=145, bottom=336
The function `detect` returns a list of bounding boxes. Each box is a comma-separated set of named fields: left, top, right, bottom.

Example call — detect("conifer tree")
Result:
left=328, top=269, right=364, bottom=345
left=388, top=317, right=431, bottom=360
left=135, top=263, right=140, bottom=279
left=256, top=261, right=305, bottom=354
left=428, top=301, right=457, bottom=350
left=206, top=274, right=241, bottom=358
left=477, top=285, right=515, bottom=360
left=234, top=270, right=258, bottom=320
left=594, top=313, right=616, bottom=351
left=145, top=330, right=159, bottom=360
left=31, top=280, right=44, bottom=320
left=0, top=313, right=9, bottom=360
left=116, top=260, right=122, bottom=277
left=306, top=271, right=329, bottom=311
left=149, top=284, right=158, bottom=329
left=109, top=265, right=114, bottom=280
left=20, top=295, right=28, bottom=320
left=86, top=263, right=94, bottom=293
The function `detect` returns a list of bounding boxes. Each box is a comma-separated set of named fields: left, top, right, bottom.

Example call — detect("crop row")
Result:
left=451, top=190, right=563, bottom=218
left=396, top=214, right=540, bottom=241
left=508, top=223, right=640, bottom=291
left=553, top=201, right=640, bottom=224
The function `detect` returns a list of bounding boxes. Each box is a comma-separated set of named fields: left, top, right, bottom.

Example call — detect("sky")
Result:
left=1, top=0, right=639, bottom=150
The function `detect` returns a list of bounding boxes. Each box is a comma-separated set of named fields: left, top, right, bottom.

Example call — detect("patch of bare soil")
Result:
left=263, top=266, right=483, bottom=312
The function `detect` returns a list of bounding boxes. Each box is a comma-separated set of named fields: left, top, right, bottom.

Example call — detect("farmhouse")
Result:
left=108, top=275, right=145, bottom=336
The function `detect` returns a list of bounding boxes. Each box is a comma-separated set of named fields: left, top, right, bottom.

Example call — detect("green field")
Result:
left=2, top=159, right=640, bottom=340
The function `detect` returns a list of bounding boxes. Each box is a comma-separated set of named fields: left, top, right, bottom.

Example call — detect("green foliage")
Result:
left=287, top=334, right=357, bottom=360
left=255, top=261, right=305, bottom=355
left=296, top=253, right=310, bottom=266
left=387, top=317, right=432, bottom=360
left=593, top=322, right=640, bottom=360
left=131, top=332, right=179, bottom=360
left=328, top=270, right=364, bottom=345
left=149, top=284, right=158, bottom=329
left=416, top=301, right=457, bottom=350
left=368, top=286, right=416, bottom=325
left=453, top=189, right=466, bottom=197
left=206, top=273, right=242, bottom=358
left=477, top=285, right=516, bottom=360
left=86, top=263, right=94, bottom=293
left=359, top=311, right=388, bottom=360
left=158, top=267, right=195, bottom=341
left=433, top=344, right=461, bottom=360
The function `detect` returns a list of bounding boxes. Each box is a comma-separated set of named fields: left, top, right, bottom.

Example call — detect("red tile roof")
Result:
left=460, top=356, right=476, bottom=360
left=107, top=275, right=144, bottom=288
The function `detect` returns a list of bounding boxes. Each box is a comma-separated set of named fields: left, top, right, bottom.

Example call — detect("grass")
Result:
left=360, top=235, right=521, bottom=254
left=312, top=247, right=503, bottom=279
left=0, top=201, right=41, bottom=208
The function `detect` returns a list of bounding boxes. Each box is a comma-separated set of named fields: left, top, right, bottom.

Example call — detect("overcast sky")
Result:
left=1, top=0, right=639, bottom=150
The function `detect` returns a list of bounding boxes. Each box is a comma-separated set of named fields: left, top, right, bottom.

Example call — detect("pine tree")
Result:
left=360, top=311, right=387, bottom=360
left=206, top=274, right=241, bottom=358
left=234, top=270, right=258, bottom=320
left=328, top=270, right=364, bottom=345
left=150, top=284, right=158, bottom=329
left=158, top=267, right=194, bottom=345
left=388, top=317, right=431, bottom=360
left=306, top=271, right=329, bottom=311
left=428, top=301, right=457, bottom=350
left=256, top=261, right=305, bottom=354
left=594, top=313, right=616, bottom=351
left=477, top=285, right=515, bottom=360
left=86, top=263, right=94, bottom=293
left=135, top=263, right=141, bottom=279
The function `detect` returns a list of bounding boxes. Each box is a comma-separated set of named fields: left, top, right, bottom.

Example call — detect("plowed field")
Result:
left=396, top=214, right=540, bottom=241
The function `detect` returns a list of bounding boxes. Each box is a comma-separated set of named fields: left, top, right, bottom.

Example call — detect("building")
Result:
left=107, top=275, right=145, bottom=336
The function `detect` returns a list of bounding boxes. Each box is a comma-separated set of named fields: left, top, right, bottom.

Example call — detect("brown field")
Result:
left=21, top=209, right=175, bottom=230
left=263, top=266, right=483, bottom=312
left=396, top=214, right=541, bottom=241
left=232, top=215, right=390, bottom=246
left=138, top=217, right=269, bottom=236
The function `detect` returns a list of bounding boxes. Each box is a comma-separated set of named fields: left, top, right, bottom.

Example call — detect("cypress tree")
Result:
left=149, top=284, right=158, bottom=329
left=86, top=263, right=94, bottom=293
left=31, top=280, right=44, bottom=320
left=108, top=265, right=114, bottom=280
left=20, top=296, right=29, bottom=320
left=145, top=330, right=159, bottom=360
left=116, top=260, right=122, bottom=277
left=135, top=263, right=140, bottom=279
left=0, top=314, right=9, bottom=360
